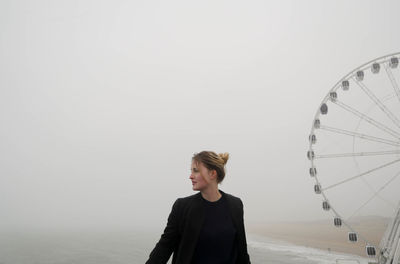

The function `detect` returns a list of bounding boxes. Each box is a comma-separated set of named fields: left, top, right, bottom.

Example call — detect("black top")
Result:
left=191, top=193, right=237, bottom=264
left=145, top=191, right=251, bottom=264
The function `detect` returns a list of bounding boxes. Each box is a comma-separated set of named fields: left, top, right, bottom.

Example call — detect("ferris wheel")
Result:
left=307, top=52, right=400, bottom=264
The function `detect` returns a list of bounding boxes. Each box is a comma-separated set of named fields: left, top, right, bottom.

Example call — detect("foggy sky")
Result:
left=1, top=0, right=400, bottom=231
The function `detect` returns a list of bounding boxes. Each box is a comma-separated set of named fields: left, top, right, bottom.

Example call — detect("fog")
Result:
left=1, top=0, right=400, bottom=231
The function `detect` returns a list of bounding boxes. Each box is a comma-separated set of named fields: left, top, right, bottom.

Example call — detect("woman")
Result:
left=146, top=151, right=251, bottom=264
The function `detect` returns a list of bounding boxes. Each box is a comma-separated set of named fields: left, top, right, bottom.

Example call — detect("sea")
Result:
left=0, top=230, right=373, bottom=264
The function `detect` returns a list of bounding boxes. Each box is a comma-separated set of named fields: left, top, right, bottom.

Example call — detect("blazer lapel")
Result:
left=223, top=190, right=247, bottom=262
left=222, top=190, right=240, bottom=229
left=179, top=193, right=205, bottom=263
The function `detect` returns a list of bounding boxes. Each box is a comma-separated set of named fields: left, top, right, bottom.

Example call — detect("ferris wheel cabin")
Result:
left=309, top=167, right=317, bottom=177
left=334, top=217, right=342, bottom=227
left=349, top=232, right=358, bottom=242
left=320, top=103, right=328, bottom=115
left=309, top=134, right=317, bottom=144
left=389, top=57, right=399, bottom=68
left=314, top=184, right=321, bottom=194
left=356, top=70, right=364, bottom=81
left=314, top=119, right=320, bottom=129
left=366, top=246, right=377, bottom=257
left=323, top=201, right=330, bottom=210
left=330, top=92, right=337, bottom=102
left=342, top=80, right=350, bottom=90
left=371, top=63, right=381, bottom=74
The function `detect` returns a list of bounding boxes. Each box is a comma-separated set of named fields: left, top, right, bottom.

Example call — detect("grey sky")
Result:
left=1, top=0, right=400, bottom=231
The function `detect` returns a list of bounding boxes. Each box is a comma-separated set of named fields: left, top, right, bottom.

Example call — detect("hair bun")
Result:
left=218, top=152, right=229, bottom=165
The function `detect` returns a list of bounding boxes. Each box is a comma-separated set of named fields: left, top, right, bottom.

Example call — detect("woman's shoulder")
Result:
left=170, top=193, right=203, bottom=215
left=174, top=192, right=202, bottom=205
left=221, top=190, right=243, bottom=204
left=179, top=192, right=200, bottom=199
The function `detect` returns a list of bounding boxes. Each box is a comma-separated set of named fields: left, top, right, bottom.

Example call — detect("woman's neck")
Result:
left=201, top=187, right=221, bottom=202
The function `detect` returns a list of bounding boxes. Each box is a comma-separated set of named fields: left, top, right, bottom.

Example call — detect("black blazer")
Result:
left=146, top=190, right=251, bottom=264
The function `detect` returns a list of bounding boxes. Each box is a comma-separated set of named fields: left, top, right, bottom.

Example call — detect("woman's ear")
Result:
left=210, top=169, right=217, bottom=180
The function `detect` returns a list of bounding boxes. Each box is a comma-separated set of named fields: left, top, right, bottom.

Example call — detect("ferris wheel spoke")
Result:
left=322, top=158, right=400, bottom=191
left=332, top=100, right=400, bottom=139
left=384, top=63, right=400, bottom=104
left=354, top=77, right=400, bottom=129
left=375, top=193, right=397, bottom=209
left=346, top=171, right=400, bottom=221
left=320, top=125, right=400, bottom=146
left=316, top=150, right=400, bottom=159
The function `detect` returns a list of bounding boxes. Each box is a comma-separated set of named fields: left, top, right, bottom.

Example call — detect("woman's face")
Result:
left=189, top=160, right=215, bottom=191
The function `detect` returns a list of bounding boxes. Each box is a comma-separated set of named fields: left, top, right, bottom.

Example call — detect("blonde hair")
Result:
left=192, top=151, right=229, bottom=183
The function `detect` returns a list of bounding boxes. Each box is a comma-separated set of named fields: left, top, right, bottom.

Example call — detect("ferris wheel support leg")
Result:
left=391, top=236, right=400, bottom=264
left=382, top=203, right=400, bottom=264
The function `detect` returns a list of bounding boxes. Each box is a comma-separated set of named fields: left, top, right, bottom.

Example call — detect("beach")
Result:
left=248, top=216, right=389, bottom=257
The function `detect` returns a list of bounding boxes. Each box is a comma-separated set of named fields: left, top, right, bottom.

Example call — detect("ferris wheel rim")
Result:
left=309, top=52, right=400, bottom=136
left=307, top=52, right=400, bottom=255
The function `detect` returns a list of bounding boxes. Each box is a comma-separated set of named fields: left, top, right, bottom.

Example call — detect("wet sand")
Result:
left=248, top=216, right=389, bottom=257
